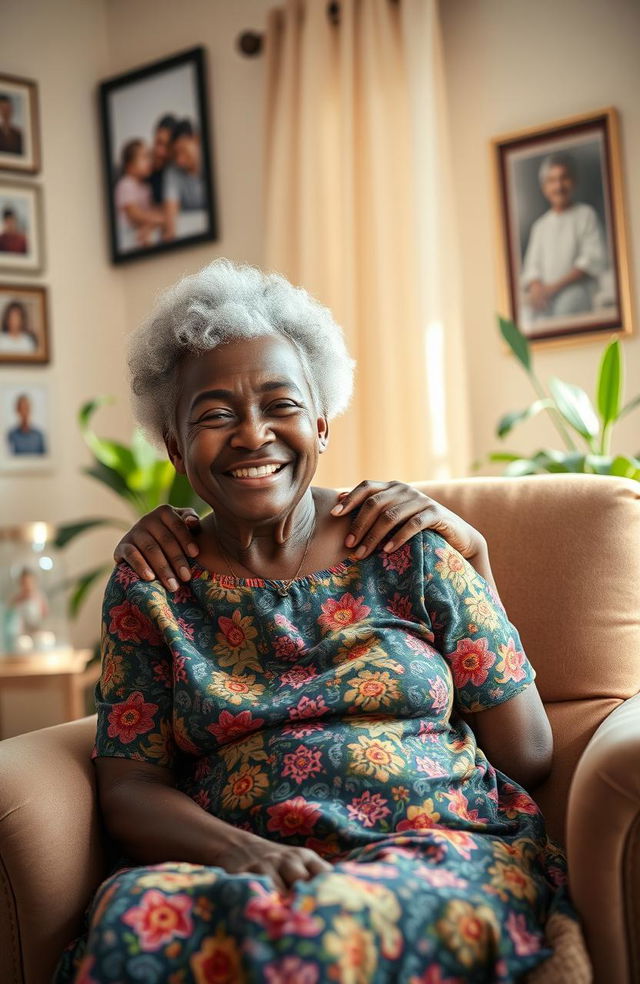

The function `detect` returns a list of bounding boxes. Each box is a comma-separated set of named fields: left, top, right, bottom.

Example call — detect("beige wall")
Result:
left=440, top=0, right=640, bottom=468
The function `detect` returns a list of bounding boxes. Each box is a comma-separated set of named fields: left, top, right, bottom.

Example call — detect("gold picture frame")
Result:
left=491, top=107, right=633, bottom=347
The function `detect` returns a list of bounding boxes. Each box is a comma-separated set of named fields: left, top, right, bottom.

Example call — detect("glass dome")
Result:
left=0, top=523, right=71, bottom=657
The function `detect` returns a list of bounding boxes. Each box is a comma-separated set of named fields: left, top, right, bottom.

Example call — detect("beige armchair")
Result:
left=1, top=475, right=639, bottom=984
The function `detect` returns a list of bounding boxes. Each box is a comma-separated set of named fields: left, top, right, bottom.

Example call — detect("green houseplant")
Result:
left=485, top=317, right=640, bottom=481
left=54, top=397, right=205, bottom=616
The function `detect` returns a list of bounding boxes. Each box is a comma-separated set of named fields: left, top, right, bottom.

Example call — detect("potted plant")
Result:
left=484, top=318, right=640, bottom=481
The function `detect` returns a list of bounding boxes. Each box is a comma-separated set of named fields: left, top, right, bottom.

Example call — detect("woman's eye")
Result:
left=196, top=411, right=232, bottom=425
left=269, top=401, right=298, bottom=413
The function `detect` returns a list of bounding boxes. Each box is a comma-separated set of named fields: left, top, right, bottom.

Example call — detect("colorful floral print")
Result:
left=56, top=529, right=578, bottom=983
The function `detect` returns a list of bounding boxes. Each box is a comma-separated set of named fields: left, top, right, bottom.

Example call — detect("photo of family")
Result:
left=0, top=181, right=43, bottom=273
left=493, top=109, right=632, bottom=344
left=0, top=73, right=40, bottom=174
left=0, top=285, right=49, bottom=365
left=0, top=382, right=52, bottom=472
left=99, top=47, right=217, bottom=263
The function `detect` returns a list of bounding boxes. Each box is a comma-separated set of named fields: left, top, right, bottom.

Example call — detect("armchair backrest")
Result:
left=415, top=474, right=640, bottom=843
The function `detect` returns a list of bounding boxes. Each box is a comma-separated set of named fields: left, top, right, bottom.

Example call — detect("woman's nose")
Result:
left=229, top=414, right=274, bottom=450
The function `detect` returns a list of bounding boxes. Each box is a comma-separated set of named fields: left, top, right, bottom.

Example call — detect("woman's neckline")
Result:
left=189, top=553, right=360, bottom=589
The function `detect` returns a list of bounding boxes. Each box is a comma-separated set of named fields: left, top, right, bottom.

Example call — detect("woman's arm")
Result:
left=96, top=757, right=332, bottom=892
left=113, top=482, right=493, bottom=592
left=464, top=685, right=553, bottom=790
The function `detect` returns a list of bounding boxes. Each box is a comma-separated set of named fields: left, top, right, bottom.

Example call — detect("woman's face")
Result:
left=6, top=305, right=25, bottom=335
left=167, top=335, right=328, bottom=526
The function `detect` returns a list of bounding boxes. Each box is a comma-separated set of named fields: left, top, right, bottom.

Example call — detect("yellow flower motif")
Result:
left=348, top=717, right=406, bottom=743
left=204, top=581, right=244, bottom=604
left=487, top=860, right=537, bottom=903
left=219, top=732, right=268, bottom=770
left=100, top=642, right=125, bottom=697
left=145, top=588, right=180, bottom=633
left=207, top=671, right=265, bottom=706
left=221, top=763, right=269, bottom=810
left=434, top=546, right=477, bottom=595
left=333, top=632, right=382, bottom=667
left=317, top=874, right=402, bottom=959
left=141, top=719, right=174, bottom=767
left=136, top=867, right=219, bottom=892
left=190, top=925, right=246, bottom=984
left=398, top=798, right=441, bottom=830
left=436, top=899, right=499, bottom=968
left=213, top=610, right=260, bottom=672
left=464, top=595, right=499, bottom=630
left=347, top=735, right=405, bottom=782
left=344, top=669, right=401, bottom=712
left=323, top=913, right=378, bottom=982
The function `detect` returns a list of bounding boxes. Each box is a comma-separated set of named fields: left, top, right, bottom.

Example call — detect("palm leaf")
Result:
left=53, top=517, right=126, bottom=549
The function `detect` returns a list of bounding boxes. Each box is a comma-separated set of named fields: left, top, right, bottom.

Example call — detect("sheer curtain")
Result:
left=263, top=0, right=470, bottom=486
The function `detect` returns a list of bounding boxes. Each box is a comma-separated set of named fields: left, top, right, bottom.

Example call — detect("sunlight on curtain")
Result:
left=263, top=0, right=470, bottom=486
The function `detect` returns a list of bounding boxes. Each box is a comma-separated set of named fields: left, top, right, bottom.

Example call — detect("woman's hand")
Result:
left=113, top=505, right=202, bottom=592
left=331, top=480, right=487, bottom=562
left=220, top=833, right=332, bottom=893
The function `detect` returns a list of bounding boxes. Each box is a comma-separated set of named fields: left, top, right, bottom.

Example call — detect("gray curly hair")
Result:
left=128, top=259, right=356, bottom=447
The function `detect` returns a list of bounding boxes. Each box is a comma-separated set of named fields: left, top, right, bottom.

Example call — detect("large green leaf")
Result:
left=78, top=396, right=113, bottom=431
left=499, top=317, right=531, bottom=372
left=597, top=339, right=622, bottom=427
left=131, top=428, right=160, bottom=471
left=168, top=470, right=209, bottom=513
left=610, top=455, right=640, bottom=480
left=548, top=377, right=599, bottom=440
left=82, top=462, right=139, bottom=507
left=53, top=517, right=125, bottom=549
left=496, top=399, right=553, bottom=439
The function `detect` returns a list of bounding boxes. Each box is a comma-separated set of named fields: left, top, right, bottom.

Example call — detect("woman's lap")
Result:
left=68, top=834, right=557, bottom=983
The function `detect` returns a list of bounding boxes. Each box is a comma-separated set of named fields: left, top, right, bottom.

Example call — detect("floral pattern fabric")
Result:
left=58, top=530, right=575, bottom=983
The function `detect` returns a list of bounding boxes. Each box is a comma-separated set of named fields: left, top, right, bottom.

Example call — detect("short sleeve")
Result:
left=94, top=565, right=176, bottom=768
left=422, top=531, right=535, bottom=713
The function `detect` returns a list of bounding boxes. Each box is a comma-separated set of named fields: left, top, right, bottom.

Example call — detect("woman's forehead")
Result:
left=178, top=335, right=311, bottom=403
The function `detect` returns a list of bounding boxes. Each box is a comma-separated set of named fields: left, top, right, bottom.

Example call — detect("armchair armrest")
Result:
left=0, top=715, right=107, bottom=984
left=567, top=692, right=640, bottom=984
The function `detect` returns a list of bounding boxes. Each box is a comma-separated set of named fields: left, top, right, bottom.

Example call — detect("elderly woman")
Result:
left=57, top=260, right=578, bottom=983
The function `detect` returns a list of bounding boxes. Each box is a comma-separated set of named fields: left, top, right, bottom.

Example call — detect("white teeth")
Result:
left=231, top=463, right=281, bottom=478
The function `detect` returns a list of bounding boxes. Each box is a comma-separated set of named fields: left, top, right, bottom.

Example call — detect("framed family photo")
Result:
left=0, top=381, right=52, bottom=473
left=99, top=46, right=218, bottom=264
left=0, top=181, right=44, bottom=273
left=0, top=285, right=49, bottom=365
left=492, top=107, right=633, bottom=345
left=0, top=73, right=41, bottom=175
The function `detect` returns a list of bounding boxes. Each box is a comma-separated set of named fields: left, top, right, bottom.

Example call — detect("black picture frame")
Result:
left=99, top=46, right=218, bottom=265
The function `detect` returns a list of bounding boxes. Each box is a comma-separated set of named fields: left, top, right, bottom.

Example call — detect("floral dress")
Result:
left=57, top=530, right=576, bottom=984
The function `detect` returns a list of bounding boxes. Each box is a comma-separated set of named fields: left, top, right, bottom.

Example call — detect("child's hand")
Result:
left=332, top=480, right=487, bottom=561
left=113, top=505, right=201, bottom=592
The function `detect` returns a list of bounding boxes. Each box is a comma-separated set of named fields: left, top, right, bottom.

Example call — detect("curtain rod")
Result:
left=237, top=0, right=399, bottom=56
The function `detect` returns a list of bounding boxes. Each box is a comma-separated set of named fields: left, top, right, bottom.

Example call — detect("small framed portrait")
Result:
left=492, top=108, right=633, bottom=345
left=0, top=181, right=44, bottom=273
left=0, top=73, right=40, bottom=175
left=99, top=46, right=218, bottom=264
left=0, top=381, right=52, bottom=473
left=0, top=285, right=49, bottom=365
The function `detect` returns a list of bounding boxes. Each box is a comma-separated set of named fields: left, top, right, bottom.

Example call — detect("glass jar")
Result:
left=0, top=523, right=71, bottom=657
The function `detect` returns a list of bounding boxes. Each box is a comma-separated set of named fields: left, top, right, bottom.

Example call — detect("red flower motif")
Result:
left=346, top=791, right=391, bottom=828
left=176, top=617, right=195, bottom=641
left=279, top=666, right=318, bottom=690
left=266, top=796, right=322, bottom=836
left=289, top=695, right=328, bottom=720
left=244, top=882, right=323, bottom=938
left=121, top=889, right=193, bottom=950
left=107, top=692, right=157, bottom=743
left=448, top=637, right=496, bottom=687
left=108, top=601, right=161, bottom=645
left=114, top=565, right=141, bottom=588
left=274, top=636, right=305, bottom=662
left=381, top=543, right=411, bottom=574
left=317, top=593, right=371, bottom=633
left=385, top=593, right=416, bottom=621
left=206, top=709, right=265, bottom=743
left=282, top=745, right=323, bottom=784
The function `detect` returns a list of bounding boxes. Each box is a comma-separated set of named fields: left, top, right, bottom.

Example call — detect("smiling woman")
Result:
left=54, top=260, right=586, bottom=983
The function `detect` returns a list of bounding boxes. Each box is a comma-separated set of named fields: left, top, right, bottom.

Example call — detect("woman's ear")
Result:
left=317, top=416, right=329, bottom=454
left=164, top=431, right=186, bottom=474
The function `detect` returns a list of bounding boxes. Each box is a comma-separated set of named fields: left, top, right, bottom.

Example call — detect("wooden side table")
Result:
left=0, top=648, right=100, bottom=739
